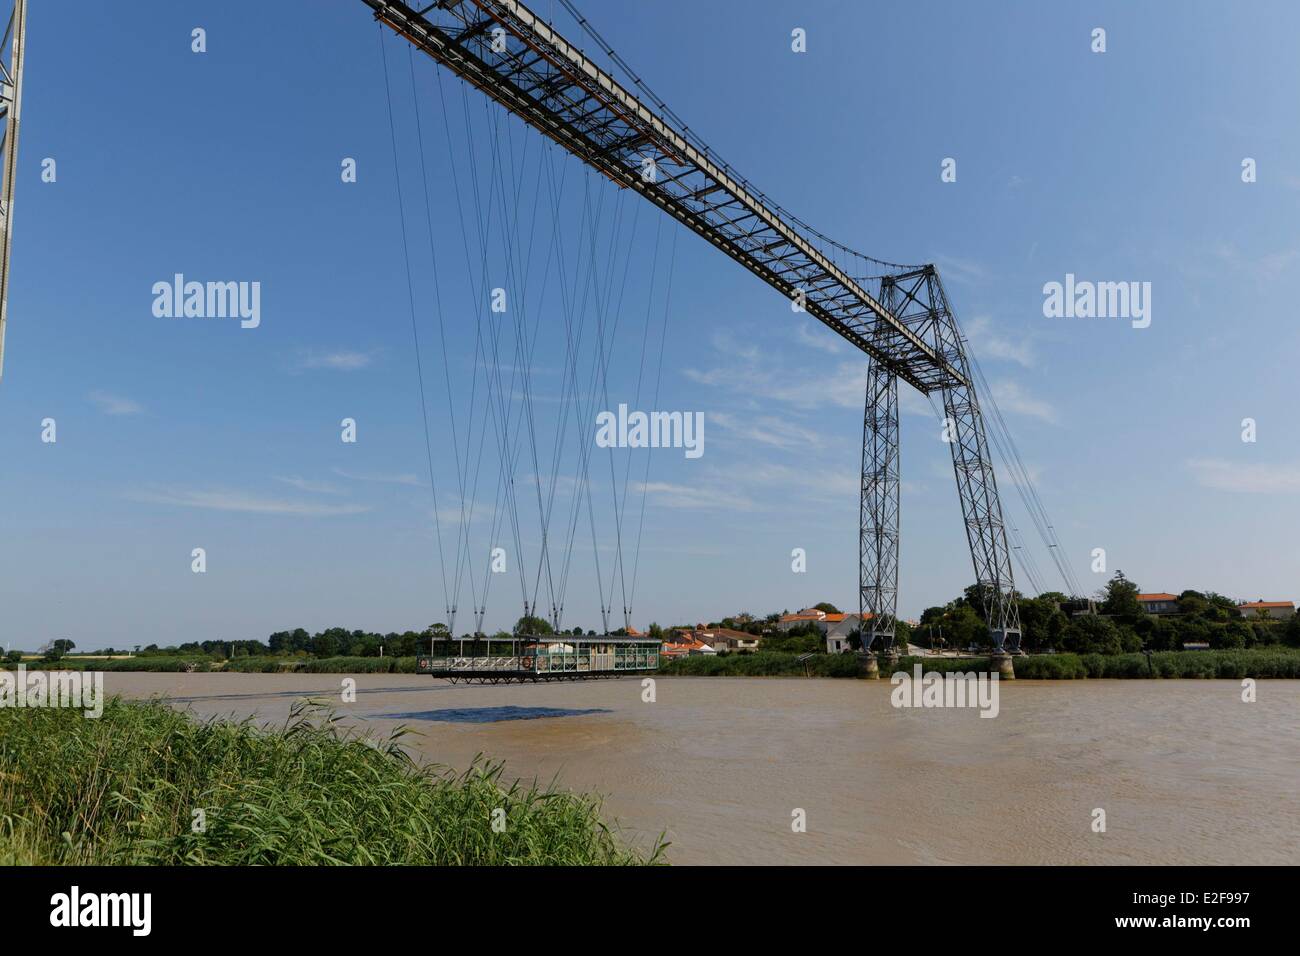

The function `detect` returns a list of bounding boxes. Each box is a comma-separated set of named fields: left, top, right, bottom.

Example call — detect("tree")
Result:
left=945, top=604, right=988, bottom=649
left=1060, top=614, right=1122, bottom=655
left=1017, top=596, right=1067, bottom=651
left=1284, top=614, right=1300, bottom=649
left=895, top=619, right=913, bottom=648
left=514, top=615, right=553, bottom=636
left=312, top=631, right=340, bottom=659
left=1213, top=620, right=1251, bottom=650
left=813, top=602, right=841, bottom=614
left=915, top=601, right=985, bottom=649
left=4, top=649, right=21, bottom=663
left=52, top=638, right=75, bottom=655
left=1100, top=571, right=1142, bottom=622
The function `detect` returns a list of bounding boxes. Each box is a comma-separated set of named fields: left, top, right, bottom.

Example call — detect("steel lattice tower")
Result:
left=862, top=267, right=1021, bottom=653
left=366, top=0, right=1022, bottom=652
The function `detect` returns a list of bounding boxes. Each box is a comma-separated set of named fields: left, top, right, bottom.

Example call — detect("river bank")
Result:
left=661, top=648, right=1300, bottom=679
left=7, top=647, right=1299, bottom=678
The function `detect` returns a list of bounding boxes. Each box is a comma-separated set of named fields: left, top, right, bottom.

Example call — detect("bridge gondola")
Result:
left=417, top=634, right=661, bottom=683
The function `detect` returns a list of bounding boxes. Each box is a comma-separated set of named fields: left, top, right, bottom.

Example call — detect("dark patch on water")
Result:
left=381, top=706, right=611, bottom=724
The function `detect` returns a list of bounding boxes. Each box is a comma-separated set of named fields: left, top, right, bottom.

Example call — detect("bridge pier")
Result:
left=991, top=652, right=1015, bottom=680
left=862, top=647, right=900, bottom=680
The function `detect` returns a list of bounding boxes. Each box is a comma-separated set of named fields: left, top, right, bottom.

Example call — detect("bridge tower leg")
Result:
left=859, top=356, right=900, bottom=660
left=923, top=269, right=1022, bottom=654
left=0, top=0, right=28, bottom=382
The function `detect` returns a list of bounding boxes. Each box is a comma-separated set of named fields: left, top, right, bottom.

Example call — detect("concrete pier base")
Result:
left=991, top=652, right=1015, bottom=680
left=863, top=654, right=880, bottom=679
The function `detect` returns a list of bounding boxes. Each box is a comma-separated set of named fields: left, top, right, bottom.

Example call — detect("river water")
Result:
left=104, top=673, right=1299, bottom=865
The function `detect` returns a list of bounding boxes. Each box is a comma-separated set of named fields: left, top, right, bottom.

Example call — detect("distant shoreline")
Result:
left=4, top=647, right=1299, bottom=679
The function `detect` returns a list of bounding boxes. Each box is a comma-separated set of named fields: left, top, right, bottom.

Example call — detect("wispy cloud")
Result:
left=685, top=356, right=868, bottom=411
left=634, top=480, right=755, bottom=511
left=89, top=391, right=143, bottom=416
left=711, top=412, right=830, bottom=451
left=1188, top=458, right=1300, bottom=494
left=292, top=349, right=378, bottom=372
left=274, top=475, right=344, bottom=495
left=965, top=315, right=1036, bottom=368
left=131, top=485, right=370, bottom=516
left=930, top=254, right=990, bottom=285
left=332, top=467, right=422, bottom=487
left=1214, top=242, right=1300, bottom=283
left=988, top=379, right=1059, bottom=424
left=744, top=462, right=856, bottom=500
left=795, top=322, right=843, bottom=354
left=688, top=326, right=1054, bottom=432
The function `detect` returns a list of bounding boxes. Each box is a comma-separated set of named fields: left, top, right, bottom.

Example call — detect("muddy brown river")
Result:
left=102, top=673, right=1299, bottom=865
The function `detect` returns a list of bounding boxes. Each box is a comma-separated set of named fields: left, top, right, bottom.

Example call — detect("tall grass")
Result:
left=659, top=651, right=863, bottom=677
left=0, top=658, right=214, bottom=672
left=0, top=699, right=660, bottom=865
left=221, top=656, right=420, bottom=673
left=1020, top=649, right=1300, bottom=679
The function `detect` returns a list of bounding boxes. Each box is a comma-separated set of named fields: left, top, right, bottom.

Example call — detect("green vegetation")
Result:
left=1010, top=649, right=1300, bottom=680
left=0, top=656, right=424, bottom=674
left=0, top=699, right=659, bottom=866
left=660, top=651, right=865, bottom=678
left=915, top=573, right=1300, bottom=654
left=660, top=648, right=1300, bottom=679
left=0, top=657, right=216, bottom=672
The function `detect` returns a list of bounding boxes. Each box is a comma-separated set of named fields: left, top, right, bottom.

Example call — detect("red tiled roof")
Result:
left=700, top=628, right=755, bottom=640
left=1238, top=601, right=1294, bottom=609
left=1137, top=593, right=1178, bottom=602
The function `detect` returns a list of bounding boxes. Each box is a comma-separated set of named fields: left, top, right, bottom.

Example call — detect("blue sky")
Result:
left=2, top=0, right=1298, bottom=650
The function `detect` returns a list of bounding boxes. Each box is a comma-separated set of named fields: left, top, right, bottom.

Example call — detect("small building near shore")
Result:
left=694, top=627, right=760, bottom=652
left=1236, top=600, right=1295, bottom=621
left=660, top=633, right=717, bottom=658
left=1137, top=593, right=1180, bottom=615
left=776, top=608, right=827, bottom=632
left=825, top=613, right=868, bottom=653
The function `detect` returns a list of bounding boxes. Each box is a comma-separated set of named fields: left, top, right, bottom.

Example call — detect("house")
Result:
left=825, top=613, right=866, bottom=654
left=776, top=608, right=827, bottom=632
left=1136, top=593, right=1180, bottom=615
left=1236, top=600, right=1295, bottom=621
left=660, top=631, right=717, bottom=658
left=694, top=627, right=761, bottom=652
left=816, top=612, right=847, bottom=635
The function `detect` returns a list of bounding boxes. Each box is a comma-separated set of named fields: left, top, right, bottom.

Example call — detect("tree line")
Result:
left=60, top=577, right=1300, bottom=660
left=914, top=572, right=1300, bottom=654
